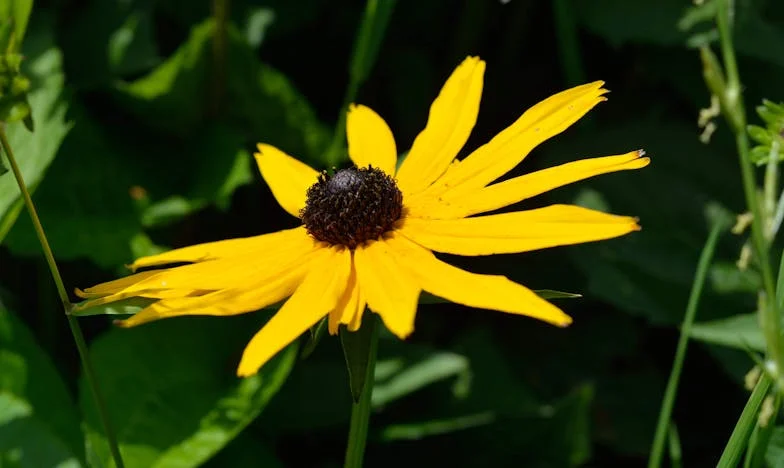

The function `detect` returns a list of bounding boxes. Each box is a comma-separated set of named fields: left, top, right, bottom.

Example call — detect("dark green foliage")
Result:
left=2, top=0, right=784, bottom=466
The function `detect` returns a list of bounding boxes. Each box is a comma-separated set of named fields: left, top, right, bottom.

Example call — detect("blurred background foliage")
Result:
left=2, top=0, right=784, bottom=466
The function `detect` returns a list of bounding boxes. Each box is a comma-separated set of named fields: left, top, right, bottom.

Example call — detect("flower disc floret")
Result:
left=301, top=166, right=403, bottom=248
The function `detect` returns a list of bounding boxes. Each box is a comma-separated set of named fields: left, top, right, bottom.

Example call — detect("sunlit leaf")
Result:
left=0, top=306, right=84, bottom=464
left=0, top=14, right=70, bottom=242
left=689, top=313, right=764, bottom=352
left=81, top=315, right=296, bottom=468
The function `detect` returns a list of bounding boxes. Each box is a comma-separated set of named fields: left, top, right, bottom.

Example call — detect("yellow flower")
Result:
left=75, top=57, right=649, bottom=377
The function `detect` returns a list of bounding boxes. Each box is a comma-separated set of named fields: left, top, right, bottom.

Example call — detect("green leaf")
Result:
left=0, top=15, right=70, bottom=242
left=0, top=0, right=33, bottom=50
left=689, top=313, right=765, bottom=352
left=548, top=121, right=748, bottom=326
left=0, top=393, right=82, bottom=468
left=4, top=116, right=252, bottom=267
left=766, top=426, right=784, bottom=467
left=115, top=19, right=329, bottom=164
left=373, top=350, right=470, bottom=407
left=81, top=315, right=296, bottom=468
left=70, top=297, right=154, bottom=317
left=3, top=103, right=140, bottom=267
left=0, top=306, right=84, bottom=464
left=60, top=3, right=159, bottom=87
left=114, top=20, right=214, bottom=133
left=381, top=412, right=496, bottom=441
left=534, top=289, right=582, bottom=299
left=340, top=312, right=377, bottom=403
left=574, top=0, right=688, bottom=47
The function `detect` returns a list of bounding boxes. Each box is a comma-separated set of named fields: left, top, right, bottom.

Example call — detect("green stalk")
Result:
left=0, top=126, right=125, bottom=468
left=717, top=373, right=772, bottom=467
left=745, top=392, right=780, bottom=468
left=716, top=0, right=784, bottom=381
left=343, top=316, right=379, bottom=468
left=648, top=222, right=724, bottom=468
left=325, top=0, right=396, bottom=168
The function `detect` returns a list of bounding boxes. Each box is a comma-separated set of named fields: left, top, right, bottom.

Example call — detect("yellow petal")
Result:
left=347, top=105, right=397, bottom=175
left=76, top=271, right=161, bottom=296
left=354, top=239, right=420, bottom=338
left=255, top=144, right=319, bottom=218
left=237, top=246, right=352, bottom=377
left=116, top=255, right=314, bottom=327
left=386, top=234, right=571, bottom=326
left=328, top=255, right=362, bottom=335
left=113, top=229, right=315, bottom=294
left=395, top=57, right=485, bottom=195
left=408, top=150, right=649, bottom=219
left=73, top=288, right=206, bottom=311
left=419, top=81, right=608, bottom=201
left=398, top=204, right=640, bottom=256
left=130, top=227, right=309, bottom=270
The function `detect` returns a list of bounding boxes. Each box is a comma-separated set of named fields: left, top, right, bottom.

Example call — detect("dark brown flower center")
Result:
left=301, top=166, right=403, bottom=248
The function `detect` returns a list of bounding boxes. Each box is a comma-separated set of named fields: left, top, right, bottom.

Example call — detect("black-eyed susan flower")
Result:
left=75, top=57, right=649, bottom=377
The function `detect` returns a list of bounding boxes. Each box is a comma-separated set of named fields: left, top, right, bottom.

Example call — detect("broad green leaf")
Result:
left=709, top=262, right=762, bottom=294
left=0, top=307, right=84, bottom=464
left=689, top=313, right=765, bottom=352
left=114, top=20, right=214, bottom=133
left=115, top=19, right=329, bottom=164
left=5, top=117, right=252, bottom=267
left=574, top=0, right=688, bottom=48
left=60, top=3, right=159, bottom=87
left=551, top=121, right=748, bottom=326
left=81, top=315, right=296, bottom=468
left=3, top=103, right=140, bottom=267
left=373, top=329, right=594, bottom=467
left=766, top=426, right=784, bottom=467
left=0, top=14, right=70, bottom=242
left=0, top=393, right=82, bottom=468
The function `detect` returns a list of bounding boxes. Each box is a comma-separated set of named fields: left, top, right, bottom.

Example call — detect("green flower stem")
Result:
left=716, top=0, right=784, bottom=382
left=648, top=221, right=724, bottom=468
left=717, top=373, right=772, bottom=468
left=343, top=316, right=379, bottom=468
left=0, top=126, right=125, bottom=468
left=325, top=0, right=396, bottom=168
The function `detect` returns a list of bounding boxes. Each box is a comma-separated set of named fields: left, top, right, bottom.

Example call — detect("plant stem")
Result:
left=0, top=126, right=125, bottom=468
left=325, top=0, right=396, bottom=168
left=343, top=316, right=379, bottom=468
left=717, top=373, right=772, bottom=468
left=716, top=0, right=784, bottom=381
left=648, top=222, right=723, bottom=468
